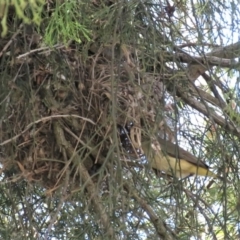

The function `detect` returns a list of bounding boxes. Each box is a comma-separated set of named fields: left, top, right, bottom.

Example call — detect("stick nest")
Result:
left=0, top=28, right=169, bottom=193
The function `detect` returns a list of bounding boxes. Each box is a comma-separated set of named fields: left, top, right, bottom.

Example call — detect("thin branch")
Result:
left=53, top=122, right=116, bottom=239
left=177, top=42, right=220, bottom=48
left=0, top=114, right=95, bottom=146
left=16, top=44, right=65, bottom=59
left=201, top=72, right=227, bottom=108
left=185, top=41, right=240, bottom=81
left=123, top=182, right=175, bottom=240
left=176, top=52, right=237, bottom=68
left=178, top=92, right=240, bottom=138
left=0, top=24, right=23, bottom=58
left=192, top=87, right=225, bottom=108
left=208, top=41, right=240, bottom=59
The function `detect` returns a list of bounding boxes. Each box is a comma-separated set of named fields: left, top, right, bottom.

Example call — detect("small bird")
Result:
left=141, top=138, right=217, bottom=178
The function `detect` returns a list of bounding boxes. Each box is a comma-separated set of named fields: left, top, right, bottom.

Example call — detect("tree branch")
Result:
left=123, top=182, right=175, bottom=240
left=53, top=122, right=116, bottom=239
left=165, top=52, right=238, bottom=68
left=177, top=91, right=240, bottom=138
left=185, top=41, right=240, bottom=81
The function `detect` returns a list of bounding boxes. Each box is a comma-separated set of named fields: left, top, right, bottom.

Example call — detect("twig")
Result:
left=44, top=169, right=70, bottom=240
left=16, top=44, right=65, bottom=59
left=53, top=122, right=116, bottom=239
left=123, top=182, right=175, bottom=240
left=0, top=24, right=23, bottom=58
left=0, top=114, right=95, bottom=146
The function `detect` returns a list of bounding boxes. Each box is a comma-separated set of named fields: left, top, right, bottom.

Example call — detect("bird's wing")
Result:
left=141, top=139, right=217, bottom=178
left=157, top=138, right=209, bottom=169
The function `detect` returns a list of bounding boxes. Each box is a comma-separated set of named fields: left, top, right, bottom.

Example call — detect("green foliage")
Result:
left=0, top=0, right=44, bottom=37
left=43, top=1, right=91, bottom=46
